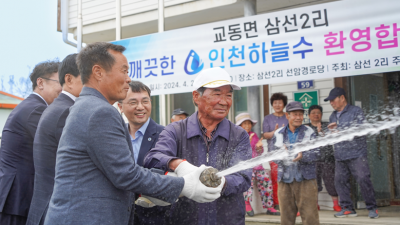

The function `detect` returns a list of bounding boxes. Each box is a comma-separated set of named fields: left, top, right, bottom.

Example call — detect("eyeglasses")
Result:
left=310, top=112, right=322, bottom=115
left=124, top=100, right=151, bottom=107
left=41, top=77, right=60, bottom=84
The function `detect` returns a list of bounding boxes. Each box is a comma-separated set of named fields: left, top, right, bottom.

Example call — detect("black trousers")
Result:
left=0, top=212, right=27, bottom=225
left=316, top=162, right=338, bottom=196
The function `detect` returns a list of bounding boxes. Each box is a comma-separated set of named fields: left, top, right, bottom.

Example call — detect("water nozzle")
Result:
left=199, top=167, right=222, bottom=187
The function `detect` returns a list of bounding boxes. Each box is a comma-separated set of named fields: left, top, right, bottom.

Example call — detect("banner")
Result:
left=113, top=0, right=400, bottom=95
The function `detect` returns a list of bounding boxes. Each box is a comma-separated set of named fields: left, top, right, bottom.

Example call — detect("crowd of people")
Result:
left=0, top=41, right=379, bottom=225
left=234, top=88, right=379, bottom=224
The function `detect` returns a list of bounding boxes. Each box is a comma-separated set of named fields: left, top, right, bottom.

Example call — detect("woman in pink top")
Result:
left=235, top=113, right=280, bottom=217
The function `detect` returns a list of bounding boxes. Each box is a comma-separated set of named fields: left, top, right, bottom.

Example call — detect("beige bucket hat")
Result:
left=235, top=112, right=257, bottom=126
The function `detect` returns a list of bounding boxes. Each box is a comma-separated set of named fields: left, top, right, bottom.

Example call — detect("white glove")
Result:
left=217, top=176, right=226, bottom=192
left=165, top=171, right=178, bottom=177
left=136, top=195, right=171, bottom=207
left=135, top=196, right=156, bottom=208
left=174, top=161, right=198, bottom=177
left=181, top=165, right=222, bottom=203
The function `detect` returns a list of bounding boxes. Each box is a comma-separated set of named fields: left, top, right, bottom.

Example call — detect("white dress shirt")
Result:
left=62, top=90, right=77, bottom=101
left=32, top=92, right=48, bottom=106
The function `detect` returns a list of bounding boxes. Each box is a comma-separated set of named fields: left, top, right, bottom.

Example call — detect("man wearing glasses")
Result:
left=0, top=60, right=62, bottom=225
left=117, top=81, right=167, bottom=225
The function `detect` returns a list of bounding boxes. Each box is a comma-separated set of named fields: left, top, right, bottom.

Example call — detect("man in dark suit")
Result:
left=44, top=42, right=222, bottom=225
left=0, top=60, right=62, bottom=225
left=26, top=54, right=83, bottom=225
left=117, top=81, right=167, bottom=224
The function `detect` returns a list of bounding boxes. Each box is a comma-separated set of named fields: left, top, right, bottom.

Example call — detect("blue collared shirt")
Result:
left=282, top=125, right=303, bottom=183
left=127, top=118, right=150, bottom=164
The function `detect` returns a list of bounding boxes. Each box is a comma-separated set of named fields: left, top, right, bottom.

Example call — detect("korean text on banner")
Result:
left=112, top=0, right=400, bottom=95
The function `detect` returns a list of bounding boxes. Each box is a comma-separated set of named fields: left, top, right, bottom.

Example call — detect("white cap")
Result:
left=193, top=67, right=241, bottom=91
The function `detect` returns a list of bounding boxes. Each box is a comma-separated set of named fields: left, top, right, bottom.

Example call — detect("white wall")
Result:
left=66, top=0, right=339, bottom=43
left=67, top=0, right=339, bottom=29
left=68, top=0, right=199, bottom=27
left=0, top=109, right=13, bottom=135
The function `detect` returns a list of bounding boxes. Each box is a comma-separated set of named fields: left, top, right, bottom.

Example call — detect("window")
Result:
left=233, top=86, right=248, bottom=117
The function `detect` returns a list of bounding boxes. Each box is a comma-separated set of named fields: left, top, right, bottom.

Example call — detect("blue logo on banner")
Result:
left=184, top=50, right=204, bottom=75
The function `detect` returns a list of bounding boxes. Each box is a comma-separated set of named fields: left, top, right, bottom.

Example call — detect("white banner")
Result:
left=112, top=0, right=400, bottom=95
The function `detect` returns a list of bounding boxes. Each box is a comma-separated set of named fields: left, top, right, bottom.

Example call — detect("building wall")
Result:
left=268, top=78, right=335, bottom=122
left=68, top=0, right=242, bottom=42
left=66, top=0, right=338, bottom=43
left=68, top=0, right=198, bottom=27
left=0, top=109, right=13, bottom=136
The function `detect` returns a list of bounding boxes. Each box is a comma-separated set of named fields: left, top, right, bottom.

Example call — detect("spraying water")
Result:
left=217, top=108, right=400, bottom=177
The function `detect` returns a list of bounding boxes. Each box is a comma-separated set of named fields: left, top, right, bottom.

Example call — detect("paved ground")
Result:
left=245, top=206, right=400, bottom=225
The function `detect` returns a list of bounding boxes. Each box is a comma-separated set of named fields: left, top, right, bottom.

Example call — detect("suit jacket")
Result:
left=136, top=118, right=164, bottom=167
left=133, top=119, right=167, bottom=225
left=26, top=93, right=74, bottom=225
left=0, top=94, right=47, bottom=217
left=44, top=87, right=184, bottom=225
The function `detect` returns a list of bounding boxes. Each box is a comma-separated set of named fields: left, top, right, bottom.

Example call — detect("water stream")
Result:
left=217, top=108, right=400, bottom=177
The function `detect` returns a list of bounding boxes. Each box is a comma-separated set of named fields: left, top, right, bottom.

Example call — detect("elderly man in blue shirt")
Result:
left=144, top=67, right=252, bottom=225
left=271, top=101, right=321, bottom=225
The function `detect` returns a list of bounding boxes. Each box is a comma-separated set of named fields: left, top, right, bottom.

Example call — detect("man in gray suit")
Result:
left=44, top=42, right=223, bottom=225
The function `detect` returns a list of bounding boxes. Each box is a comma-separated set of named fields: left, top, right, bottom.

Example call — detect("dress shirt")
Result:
left=61, top=90, right=77, bottom=101
left=197, top=118, right=219, bottom=163
left=127, top=118, right=150, bottom=164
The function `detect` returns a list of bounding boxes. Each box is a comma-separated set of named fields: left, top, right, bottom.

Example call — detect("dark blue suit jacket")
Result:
left=134, top=118, right=168, bottom=225
left=0, top=94, right=47, bottom=217
left=26, top=93, right=74, bottom=225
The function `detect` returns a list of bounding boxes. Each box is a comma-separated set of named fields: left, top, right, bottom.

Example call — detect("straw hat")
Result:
left=235, top=112, right=257, bottom=126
